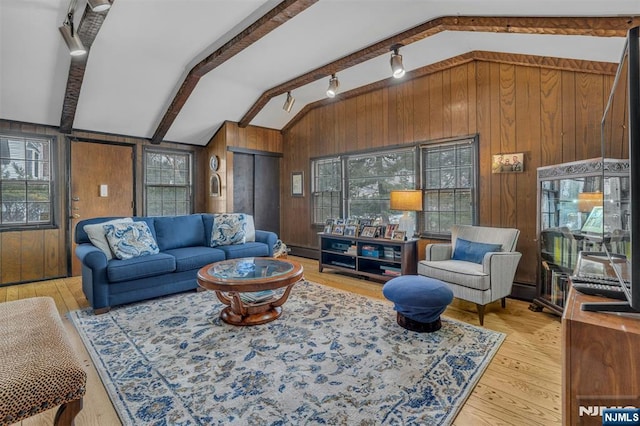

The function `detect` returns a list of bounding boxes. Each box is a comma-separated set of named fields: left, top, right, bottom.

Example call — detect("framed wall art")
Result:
left=291, top=171, right=304, bottom=196
left=492, top=153, right=524, bottom=173
left=210, top=173, right=221, bottom=197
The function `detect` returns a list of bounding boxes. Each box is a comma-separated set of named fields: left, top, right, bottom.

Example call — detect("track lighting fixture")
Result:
left=59, top=0, right=86, bottom=57
left=326, top=74, right=339, bottom=98
left=88, top=0, right=111, bottom=12
left=390, top=46, right=405, bottom=78
left=283, top=91, right=295, bottom=113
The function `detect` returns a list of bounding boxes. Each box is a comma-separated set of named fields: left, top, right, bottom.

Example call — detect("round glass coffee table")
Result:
left=197, top=257, right=304, bottom=326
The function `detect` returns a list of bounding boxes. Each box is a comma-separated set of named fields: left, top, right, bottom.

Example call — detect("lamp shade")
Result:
left=390, top=190, right=422, bottom=211
left=578, top=192, right=603, bottom=212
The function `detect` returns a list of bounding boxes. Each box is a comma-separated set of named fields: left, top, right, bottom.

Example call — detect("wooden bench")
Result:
left=0, top=297, right=86, bottom=426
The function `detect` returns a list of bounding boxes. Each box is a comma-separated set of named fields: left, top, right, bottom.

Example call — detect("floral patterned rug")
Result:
left=69, top=280, right=505, bottom=425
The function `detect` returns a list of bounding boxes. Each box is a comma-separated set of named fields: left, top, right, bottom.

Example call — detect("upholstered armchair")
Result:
left=417, top=225, right=521, bottom=325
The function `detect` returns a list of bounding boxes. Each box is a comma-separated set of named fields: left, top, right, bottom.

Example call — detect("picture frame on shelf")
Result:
left=392, top=230, right=406, bottom=241
left=344, top=225, right=357, bottom=237
left=332, top=224, right=345, bottom=235
left=361, top=226, right=378, bottom=238
left=360, top=218, right=372, bottom=227
left=384, top=224, right=398, bottom=239
left=291, top=171, right=304, bottom=196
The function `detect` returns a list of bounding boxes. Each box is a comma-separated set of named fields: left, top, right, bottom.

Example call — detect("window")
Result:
left=421, top=136, right=478, bottom=236
left=347, top=149, right=415, bottom=221
left=144, top=149, right=192, bottom=216
left=311, top=148, right=416, bottom=224
left=312, top=157, right=341, bottom=224
left=0, top=134, right=53, bottom=227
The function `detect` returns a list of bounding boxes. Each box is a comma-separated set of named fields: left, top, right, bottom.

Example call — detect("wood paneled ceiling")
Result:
left=1, top=0, right=639, bottom=146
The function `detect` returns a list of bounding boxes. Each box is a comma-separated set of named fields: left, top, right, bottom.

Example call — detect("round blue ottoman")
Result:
left=382, top=275, right=454, bottom=332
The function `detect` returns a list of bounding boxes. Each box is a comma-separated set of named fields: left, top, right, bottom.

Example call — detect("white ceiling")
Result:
left=1, top=0, right=639, bottom=146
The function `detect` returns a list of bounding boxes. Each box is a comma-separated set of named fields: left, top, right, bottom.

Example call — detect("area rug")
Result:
left=69, top=281, right=505, bottom=425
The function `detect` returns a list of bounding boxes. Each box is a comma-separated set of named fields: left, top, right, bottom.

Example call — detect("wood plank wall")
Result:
left=0, top=120, right=205, bottom=286
left=280, top=60, right=622, bottom=288
left=205, top=121, right=283, bottom=213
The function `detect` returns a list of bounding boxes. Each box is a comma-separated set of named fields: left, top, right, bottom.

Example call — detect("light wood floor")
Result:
left=1, top=256, right=562, bottom=426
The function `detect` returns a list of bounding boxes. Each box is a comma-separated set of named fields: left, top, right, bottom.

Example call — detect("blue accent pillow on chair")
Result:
left=452, top=238, right=502, bottom=264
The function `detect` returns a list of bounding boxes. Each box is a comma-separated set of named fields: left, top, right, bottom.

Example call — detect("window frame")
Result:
left=344, top=147, right=417, bottom=221
left=143, top=147, right=194, bottom=216
left=419, top=135, right=479, bottom=238
left=311, top=146, right=418, bottom=225
left=0, top=131, right=56, bottom=230
left=311, top=156, right=342, bottom=225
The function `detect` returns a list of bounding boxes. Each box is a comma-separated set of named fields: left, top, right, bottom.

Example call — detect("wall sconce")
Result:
left=390, top=190, right=423, bottom=237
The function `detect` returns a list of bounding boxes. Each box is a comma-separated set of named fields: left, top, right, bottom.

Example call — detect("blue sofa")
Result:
left=74, top=213, right=278, bottom=314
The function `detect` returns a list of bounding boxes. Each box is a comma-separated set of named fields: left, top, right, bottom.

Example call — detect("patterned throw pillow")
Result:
left=211, top=213, right=247, bottom=247
left=83, top=218, right=133, bottom=260
left=104, top=221, right=160, bottom=260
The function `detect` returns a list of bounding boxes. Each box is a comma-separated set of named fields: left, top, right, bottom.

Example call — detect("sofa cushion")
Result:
left=452, top=238, right=502, bottom=264
left=107, top=253, right=176, bottom=283
left=418, top=259, right=490, bottom=291
left=211, top=213, right=248, bottom=247
left=163, top=246, right=226, bottom=272
left=105, top=221, right=160, bottom=260
left=83, top=218, right=133, bottom=260
left=216, top=242, right=270, bottom=259
left=154, top=215, right=206, bottom=251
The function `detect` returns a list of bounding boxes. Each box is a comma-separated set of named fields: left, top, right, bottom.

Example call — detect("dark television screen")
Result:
left=584, top=25, right=640, bottom=313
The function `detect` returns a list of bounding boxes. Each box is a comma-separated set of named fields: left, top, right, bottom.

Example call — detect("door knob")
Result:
left=72, top=213, right=80, bottom=219
left=72, top=197, right=80, bottom=201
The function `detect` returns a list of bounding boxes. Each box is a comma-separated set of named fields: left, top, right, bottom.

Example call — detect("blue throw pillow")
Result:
left=452, top=238, right=502, bottom=264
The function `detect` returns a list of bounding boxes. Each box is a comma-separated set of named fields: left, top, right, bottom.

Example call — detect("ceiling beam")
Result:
left=239, top=15, right=639, bottom=128
left=150, top=0, right=318, bottom=145
left=59, top=4, right=111, bottom=134
left=280, top=50, right=620, bottom=133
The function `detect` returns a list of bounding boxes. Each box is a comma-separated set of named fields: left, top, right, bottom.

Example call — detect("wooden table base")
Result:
left=219, top=305, right=282, bottom=326
left=213, top=283, right=296, bottom=326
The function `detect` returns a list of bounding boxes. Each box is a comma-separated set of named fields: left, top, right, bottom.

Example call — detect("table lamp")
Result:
left=390, top=190, right=423, bottom=238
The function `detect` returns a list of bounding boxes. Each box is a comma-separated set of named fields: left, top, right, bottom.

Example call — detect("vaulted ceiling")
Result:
left=1, top=0, right=639, bottom=146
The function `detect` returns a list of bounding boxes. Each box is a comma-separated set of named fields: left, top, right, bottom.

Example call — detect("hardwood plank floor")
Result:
left=2, top=256, right=562, bottom=425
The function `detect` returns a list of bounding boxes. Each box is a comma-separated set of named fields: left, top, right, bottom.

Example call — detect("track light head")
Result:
left=326, top=74, right=339, bottom=98
left=283, top=91, right=295, bottom=113
left=88, top=0, right=111, bottom=12
left=59, top=12, right=86, bottom=57
left=390, top=47, right=405, bottom=79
